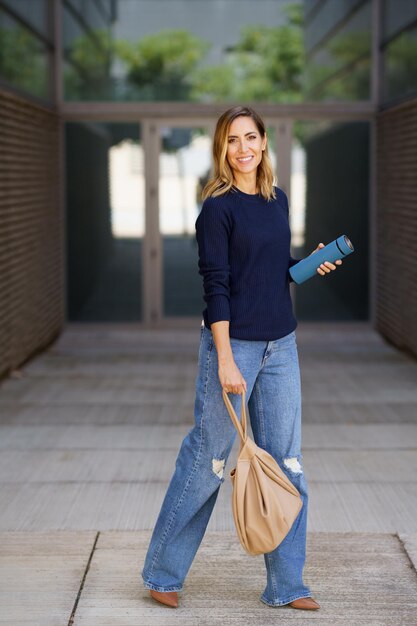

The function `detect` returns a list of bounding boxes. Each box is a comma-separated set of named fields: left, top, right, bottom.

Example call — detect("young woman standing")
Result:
left=141, top=105, right=342, bottom=611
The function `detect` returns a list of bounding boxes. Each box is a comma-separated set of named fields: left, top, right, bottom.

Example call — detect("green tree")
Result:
left=64, top=28, right=113, bottom=100
left=115, top=29, right=210, bottom=101
left=190, top=4, right=304, bottom=102
left=0, top=25, right=47, bottom=97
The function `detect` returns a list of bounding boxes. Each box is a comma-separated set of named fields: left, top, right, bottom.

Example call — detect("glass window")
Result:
left=63, top=0, right=307, bottom=103
left=305, top=0, right=366, bottom=54
left=303, top=0, right=371, bottom=101
left=290, top=120, right=369, bottom=321
left=0, top=7, right=50, bottom=99
left=66, top=122, right=145, bottom=321
left=159, top=126, right=212, bottom=317
left=63, top=3, right=113, bottom=100
left=382, top=0, right=417, bottom=41
left=158, top=123, right=278, bottom=319
left=383, top=24, right=417, bottom=101
left=1, top=0, right=50, bottom=41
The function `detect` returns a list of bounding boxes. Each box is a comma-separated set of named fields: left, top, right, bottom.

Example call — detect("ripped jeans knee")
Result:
left=212, top=457, right=225, bottom=480
left=283, top=456, right=303, bottom=475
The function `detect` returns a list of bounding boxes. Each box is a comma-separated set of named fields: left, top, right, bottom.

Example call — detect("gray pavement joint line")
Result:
left=67, top=531, right=100, bottom=626
left=396, top=532, right=417, bottom=578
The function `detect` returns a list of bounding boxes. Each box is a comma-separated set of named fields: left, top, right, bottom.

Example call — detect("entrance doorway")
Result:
left=144, top=119, right=282, bottom=326
left=64, top=117, right=369, bottom=325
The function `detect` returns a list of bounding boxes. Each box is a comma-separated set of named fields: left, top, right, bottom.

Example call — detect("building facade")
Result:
left=0, top=0, right=416, bottom=379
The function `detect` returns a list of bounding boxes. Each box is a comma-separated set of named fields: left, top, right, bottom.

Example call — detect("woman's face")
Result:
left=226, top=116, right=266, bottom=178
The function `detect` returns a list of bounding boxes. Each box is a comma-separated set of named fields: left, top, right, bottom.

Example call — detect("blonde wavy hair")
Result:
left=201, top=105, right=277, bottom=202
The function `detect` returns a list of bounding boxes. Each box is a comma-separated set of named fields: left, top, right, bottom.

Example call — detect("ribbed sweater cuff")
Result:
left=207, top=295, right=231, bottom=324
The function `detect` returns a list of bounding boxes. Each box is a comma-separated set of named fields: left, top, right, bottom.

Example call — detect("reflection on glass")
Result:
left=383, top=26, right=417, bottom=101
left=0, top=8, right=49, bottom=99
left=110, top=136, right=145, bottom=238
left=303, top=0, right=371, bottom=101
left=1, top=0, right=49, bottom=38
left=66, top=122, right=144, bottom=321
left=159, top=127, right=212, bottom=317
left=290, top=120, right=369, bottom=321
left=383, top=0, right=417, bottom=41
left=63, top=1, right=113, bottom=100
left=63, top=0, right=305, bottom=103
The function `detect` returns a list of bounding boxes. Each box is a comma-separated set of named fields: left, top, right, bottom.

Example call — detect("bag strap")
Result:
left=222, top=389, right=248, bottom=444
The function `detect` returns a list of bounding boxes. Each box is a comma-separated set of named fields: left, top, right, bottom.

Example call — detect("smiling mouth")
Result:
left=237, top=156, right=254, bottom=163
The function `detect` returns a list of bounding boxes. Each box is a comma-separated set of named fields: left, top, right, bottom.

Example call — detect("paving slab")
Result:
left=0, top=323, right=416, bottom=623
left=398, top=533, right=417, bottom=572
left=2, top=447, right=417, bottom=484
left=0, top=531, right=96, bottom=626
left=1, top=365, right=416, bottom=406
left=0, top=404, right=182, bottom=426
left=1, top=423, right=416, bottom=450
left=2, top=479, right=416, bottom=533
left=1, top=400, right=416, bottom=426
left=71, top=530, right=417, bottom=626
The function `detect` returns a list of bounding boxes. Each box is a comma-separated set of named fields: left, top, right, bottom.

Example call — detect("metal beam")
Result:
left=371, top=0, right=383, bottom=107
left=52, top=0, right=63, bottom=106
left=60, top=101, right=376, bottom=122
left=142, top=120, right=162, bottom=325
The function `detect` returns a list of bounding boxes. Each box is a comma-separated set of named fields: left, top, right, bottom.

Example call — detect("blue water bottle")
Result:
left=289, top=235, right=354, bottom=285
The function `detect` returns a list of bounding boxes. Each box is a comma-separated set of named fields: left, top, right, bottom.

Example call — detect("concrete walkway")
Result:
left=0, top=321, right=416, bottom=625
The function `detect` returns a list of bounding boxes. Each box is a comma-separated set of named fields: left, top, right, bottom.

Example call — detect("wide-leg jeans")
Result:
left=141, top=321, right=312, bottom=606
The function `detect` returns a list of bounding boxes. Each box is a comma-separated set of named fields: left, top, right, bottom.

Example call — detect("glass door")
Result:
left=65, top=122, right=144, bottom=321
left=146, top=120, right=288, bottom=326
left=157, top=123, right=213, bottom=321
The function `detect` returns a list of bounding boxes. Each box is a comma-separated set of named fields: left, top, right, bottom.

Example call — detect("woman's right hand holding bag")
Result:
left=210, top=321, right=247, bottom=395
left=218, top=356, right=247, bottom=395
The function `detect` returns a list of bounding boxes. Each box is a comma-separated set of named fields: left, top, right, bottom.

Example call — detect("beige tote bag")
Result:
left=222, top=389, right=303, bottom=556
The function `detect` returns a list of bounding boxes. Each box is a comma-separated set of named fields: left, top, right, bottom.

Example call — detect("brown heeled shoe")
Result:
left=149, top=589, right=179, bottom=608
left=288, top=596, right=320, bottom=610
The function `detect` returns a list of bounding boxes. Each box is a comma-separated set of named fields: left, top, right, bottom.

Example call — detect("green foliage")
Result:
left=385, top=32, right=417, bottom=99
left=115, top=30, right=210, bottom=100
left=62, top=2, right=305, bottom=103
left=190, top=3, right=305, bottom=102
left=0, top=25, right=47, bottom=98
left=65, top=28, right=114, bottom=100
left=304, top=31, right=371, bottom=101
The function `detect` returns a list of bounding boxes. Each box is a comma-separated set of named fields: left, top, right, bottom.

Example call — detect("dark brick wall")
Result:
left=376, top=99, right=417, bottom=357
left=0, top=89, right=63, bottom=378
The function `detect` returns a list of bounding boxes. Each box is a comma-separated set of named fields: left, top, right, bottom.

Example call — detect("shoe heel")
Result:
left=149, top=589, right=179, bottom=608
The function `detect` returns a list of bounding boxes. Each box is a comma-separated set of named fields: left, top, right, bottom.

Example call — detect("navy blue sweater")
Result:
left=195, top=185, right=302, bottom=340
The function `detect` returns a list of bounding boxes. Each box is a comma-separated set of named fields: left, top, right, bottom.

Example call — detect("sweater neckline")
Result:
left=231, top=185, right=264, bottom=203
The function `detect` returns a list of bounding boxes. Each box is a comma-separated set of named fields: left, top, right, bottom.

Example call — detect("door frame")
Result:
left=143, top=117, right=215, bottom=327
left=143, top=117, right=293, bottom=328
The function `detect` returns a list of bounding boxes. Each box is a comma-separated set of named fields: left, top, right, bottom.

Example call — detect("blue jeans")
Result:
left=141, top=321, right=312, bottom=606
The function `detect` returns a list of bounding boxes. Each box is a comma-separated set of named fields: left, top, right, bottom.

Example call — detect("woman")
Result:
left=141, top=105, right=342, bottom=611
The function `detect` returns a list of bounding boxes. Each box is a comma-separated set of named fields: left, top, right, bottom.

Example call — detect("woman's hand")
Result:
left=218, top=357, right=247, bottom=395
left=309, top=242, right=343, bottom=276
